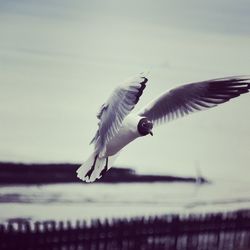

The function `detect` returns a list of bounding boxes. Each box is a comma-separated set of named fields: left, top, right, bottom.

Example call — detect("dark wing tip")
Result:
left=141, top=76, right=148, bottom=84
left=134, top=76, right=148, bottom=104
left=206, top=76, right=250, bottom=99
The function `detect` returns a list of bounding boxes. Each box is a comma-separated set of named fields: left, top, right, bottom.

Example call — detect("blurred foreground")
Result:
left=1, top=210, right=250, bottom=250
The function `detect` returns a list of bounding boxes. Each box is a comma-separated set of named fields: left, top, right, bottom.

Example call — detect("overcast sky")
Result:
left=0, top=0, right=249, bottom=180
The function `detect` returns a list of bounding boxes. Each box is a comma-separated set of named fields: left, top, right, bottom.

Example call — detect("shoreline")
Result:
left=0, top=162, right=208, bottom=184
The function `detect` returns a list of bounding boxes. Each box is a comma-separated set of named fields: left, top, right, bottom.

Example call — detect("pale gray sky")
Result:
left=0, top=0, right=250, bottom=180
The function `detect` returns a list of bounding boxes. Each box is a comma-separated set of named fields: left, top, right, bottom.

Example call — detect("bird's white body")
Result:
left=105, top=115, right=142, bottom=156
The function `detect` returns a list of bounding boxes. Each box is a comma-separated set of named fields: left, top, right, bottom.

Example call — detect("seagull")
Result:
left=77, top=74, right=249, bottom=182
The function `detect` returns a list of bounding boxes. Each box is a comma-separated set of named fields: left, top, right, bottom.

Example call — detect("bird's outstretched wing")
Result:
left=139, top=76, right=250, bottom=125
left=91, top=75, right=148, bottom=156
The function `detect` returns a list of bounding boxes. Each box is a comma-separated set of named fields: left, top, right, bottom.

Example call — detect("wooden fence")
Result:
left=1, top=210, right=250, bottom=250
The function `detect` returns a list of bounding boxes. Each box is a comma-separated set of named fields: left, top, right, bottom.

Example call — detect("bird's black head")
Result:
left=137, top=117, right=153, bottom=136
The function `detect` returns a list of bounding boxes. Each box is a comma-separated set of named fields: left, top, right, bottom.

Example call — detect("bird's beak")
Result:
left=149, top=131, right=153, bottom=136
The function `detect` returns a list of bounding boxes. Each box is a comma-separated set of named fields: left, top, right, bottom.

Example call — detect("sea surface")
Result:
left=0, top=180, right=250, bottom=224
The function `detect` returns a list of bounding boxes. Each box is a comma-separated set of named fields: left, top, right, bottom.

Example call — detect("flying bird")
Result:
left=77, top=74, right=250, bottom=182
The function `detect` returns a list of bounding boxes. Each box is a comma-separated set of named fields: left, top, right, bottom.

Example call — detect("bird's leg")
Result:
left=85, top=154, right=98, bottom=178
left=100, top=157, right=109, bottom=177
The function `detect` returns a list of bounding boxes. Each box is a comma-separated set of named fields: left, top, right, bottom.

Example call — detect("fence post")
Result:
left=102, top=218, right=110, bottom=250
left=171, top=215, right=180, bottom=250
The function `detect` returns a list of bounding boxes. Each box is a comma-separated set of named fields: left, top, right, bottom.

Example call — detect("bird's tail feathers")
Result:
left=76, top=152, right=119, bottom=183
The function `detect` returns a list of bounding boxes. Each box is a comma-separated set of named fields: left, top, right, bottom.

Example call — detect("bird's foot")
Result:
left=100, top=158, right=108, bottom=177
left=85, top=155, right=98, bottom=179
left=85, top=168, right=94, bottom=179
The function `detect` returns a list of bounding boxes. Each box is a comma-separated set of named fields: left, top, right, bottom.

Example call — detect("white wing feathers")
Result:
left=139, top=76, right=250, bottom=125
left=91, top=76, right=148, bottom=156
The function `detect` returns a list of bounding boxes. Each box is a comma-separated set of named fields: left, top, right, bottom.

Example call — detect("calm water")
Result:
left=0, top=180, right=250, bottom=224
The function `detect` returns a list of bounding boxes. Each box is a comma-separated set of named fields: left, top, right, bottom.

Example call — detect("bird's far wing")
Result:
left=138, top=76, right=250, bottom=125
left=91, top=75, right=148, bottom=155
